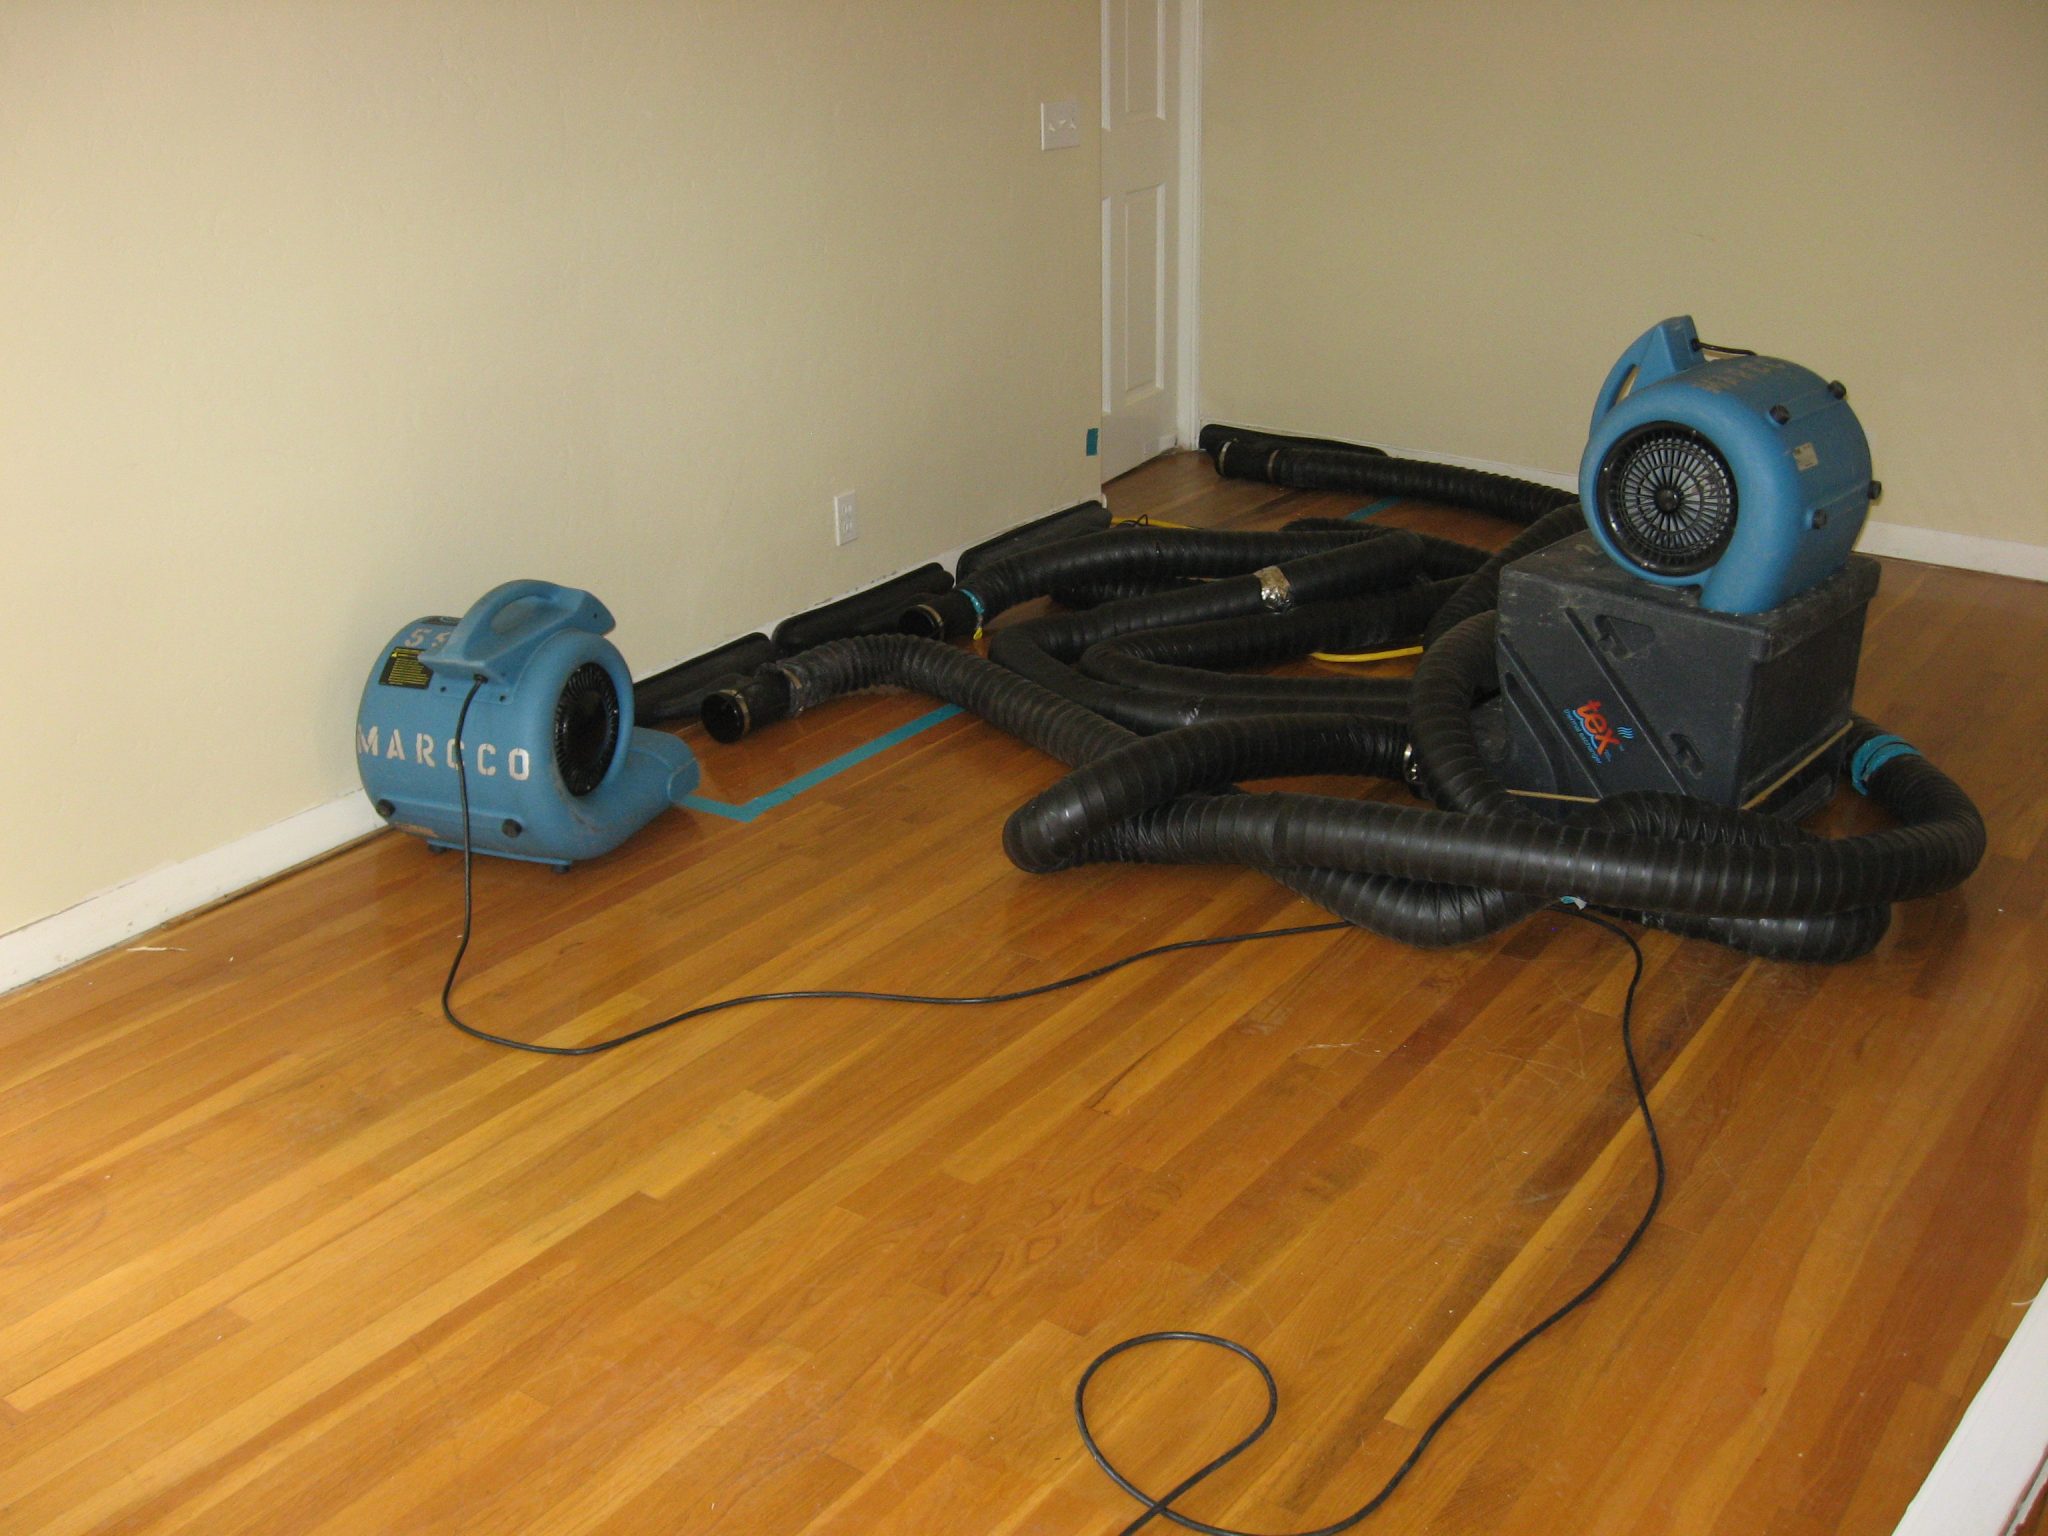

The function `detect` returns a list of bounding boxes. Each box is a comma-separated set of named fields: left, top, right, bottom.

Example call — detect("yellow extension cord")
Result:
left=1310, top=645, right=1423, bottom=664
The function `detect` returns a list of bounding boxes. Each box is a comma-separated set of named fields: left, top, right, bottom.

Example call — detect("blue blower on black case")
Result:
left=356, top=580, right=698, bottom=867
left=1579, top=315, right=1875, bottom=612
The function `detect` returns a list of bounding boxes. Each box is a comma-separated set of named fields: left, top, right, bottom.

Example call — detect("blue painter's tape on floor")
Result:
left=679, top=704, right=965, bottom=824
left=1348, top=497, right=1403, bottom=522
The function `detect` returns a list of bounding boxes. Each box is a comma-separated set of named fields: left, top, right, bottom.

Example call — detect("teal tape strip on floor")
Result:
left=1348, top=497, right=1403, bottom=521
left=679, top=704, right=964, bottom=824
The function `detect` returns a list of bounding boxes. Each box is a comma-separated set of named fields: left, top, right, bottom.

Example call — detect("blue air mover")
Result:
left=1580, top=315, right=1876, bottom=613
left=357, top=581, right=698, bottom=867
left=1488, top=317, right=1881, bottom=818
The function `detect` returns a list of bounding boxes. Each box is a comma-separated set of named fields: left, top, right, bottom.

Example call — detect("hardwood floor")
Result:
left=4, top=451, right=2045, bottom=1534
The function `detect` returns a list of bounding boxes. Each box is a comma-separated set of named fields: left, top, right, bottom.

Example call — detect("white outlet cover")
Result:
left=1040, top=100, right=1080, bottom=150
left=833, top=490, right=858, bottom=545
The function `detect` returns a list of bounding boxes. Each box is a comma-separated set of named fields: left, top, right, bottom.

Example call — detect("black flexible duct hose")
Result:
left=985, top=538, right=1436, bottom=732
left=1284, top=519, right=1495, bottom=580
left=1024, top=532, right=1421, bottom=633
left=704, top=611, right=1975, bottom=961
left=706, top=633, right=1132, bottom=762
left=1076, top=582, right=1454, bottom=699
left=1197, top=423, right=1393, bottom=461
left=905, top=524, right=1393, bottom=641
left=633, top=632, right=776, bottom=726
left=703, top=456, right=1983, bottom=960
left=1043, top=531, right=1482, bottom=613
left=770, top=563, right=952, bottom=654
left=1200, top=427, right=1575, bottom=527
left=1001, top=718, right=1971, bottom=961
left=1047, top=575, right=1205, bottom=609
left=1419, top=504, right=1585, bottom=647
left=706, top=647, right=1533, bottom=947
left=1011, top=641, right=1980, bottom=898
left=956, top=501, right=1111, bottom=580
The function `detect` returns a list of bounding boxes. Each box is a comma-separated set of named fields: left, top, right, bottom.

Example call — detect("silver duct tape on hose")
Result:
left=1255, top=566, right=1294, bottom=612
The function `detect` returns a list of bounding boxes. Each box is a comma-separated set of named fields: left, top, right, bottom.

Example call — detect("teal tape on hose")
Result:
left=1347, top=497, right=1403, bottom=522
left=1850, top=733, right=1919, bottom=795
left=961, top=590, right=988, bottom=627
left=680, top=705, right=964, bottom=824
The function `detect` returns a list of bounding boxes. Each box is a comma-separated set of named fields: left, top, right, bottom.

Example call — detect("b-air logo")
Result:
left=1566, top=699, right=1635, bottom=763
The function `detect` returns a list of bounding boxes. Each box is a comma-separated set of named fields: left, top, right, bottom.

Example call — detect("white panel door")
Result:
left=1101, top=0, right=1180, bottom=480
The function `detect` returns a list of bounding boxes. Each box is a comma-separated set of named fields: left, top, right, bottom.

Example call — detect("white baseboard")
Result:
left=1893, top=1289, right=2048, bottom=1535
left=0, top=793, right=383, bottom=997
left=1853, top=521, right=2048, bottom=583
left=0, top=510, right=1062, bottom=998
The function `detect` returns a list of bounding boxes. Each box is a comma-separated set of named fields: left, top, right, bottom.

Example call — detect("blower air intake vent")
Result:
left=1594, top=423, right=1738, bottom=577
left=553, top=662, right=621, bottom=796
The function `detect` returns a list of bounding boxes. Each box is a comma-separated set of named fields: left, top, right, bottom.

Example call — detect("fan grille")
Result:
left=1595, top=423, right=1739, bottom=577
left=553, top=662, right=622, bottom=797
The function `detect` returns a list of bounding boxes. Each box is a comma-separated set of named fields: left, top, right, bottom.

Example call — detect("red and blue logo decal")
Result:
left=1566, top=699, right=1635, bottom=763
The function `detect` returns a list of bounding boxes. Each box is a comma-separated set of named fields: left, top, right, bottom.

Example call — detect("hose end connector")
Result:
left=901, top=589, right=980, bottom=640
left=700, top=669, right=794, bottom=744
left=1400, top=741, right=1426, bottom=796
left=1850, top=731, right=1919, bottom=795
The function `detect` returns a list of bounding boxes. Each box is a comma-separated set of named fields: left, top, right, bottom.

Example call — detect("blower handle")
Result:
left=429, top=580, right=616, bottom=685
left=1587, top=315, right=1702, bottom=436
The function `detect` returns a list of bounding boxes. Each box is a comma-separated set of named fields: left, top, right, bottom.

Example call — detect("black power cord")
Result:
left=436, top=681, right=1665, bottom=1529
left=1073, top=911, right=1658, bottom=1534
left=438, top=678, right=1346, bottom=1058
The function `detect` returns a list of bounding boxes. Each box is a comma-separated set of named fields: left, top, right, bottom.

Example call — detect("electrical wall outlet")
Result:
left=1040, top=100, right=1080, bottom=150
left=833, top=490, right=858, bottom=546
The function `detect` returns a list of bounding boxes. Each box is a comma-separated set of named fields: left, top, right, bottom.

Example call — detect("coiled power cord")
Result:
left=1072, top=911, right=1654, bottom=1535
left=436, top=679, right=1668, bottom=1530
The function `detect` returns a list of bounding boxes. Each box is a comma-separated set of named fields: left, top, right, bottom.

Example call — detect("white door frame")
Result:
left=1174, top=0, right=1202, bottom=448
left=1099, top=0, right=1203, bottom=483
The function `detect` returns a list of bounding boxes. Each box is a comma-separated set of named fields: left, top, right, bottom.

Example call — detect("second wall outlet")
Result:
left=833, top=490, right=858, bottom=546
left=1040, top=100, right=1080, bottom=150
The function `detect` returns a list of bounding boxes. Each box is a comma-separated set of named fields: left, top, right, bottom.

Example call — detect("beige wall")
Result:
left=0, top=1, right=1101, bottom=935
left=1202, top=0, right=2048, bottom=548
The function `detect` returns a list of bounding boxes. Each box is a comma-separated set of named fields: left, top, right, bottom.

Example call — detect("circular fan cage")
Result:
left=1595, top=422, right=1740, bottom=577
left=553, top=662, right=623, bottom=797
